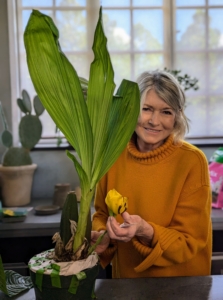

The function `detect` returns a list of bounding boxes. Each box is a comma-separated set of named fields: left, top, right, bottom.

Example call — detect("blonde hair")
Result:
left=136, top=70, right=190, bottom=144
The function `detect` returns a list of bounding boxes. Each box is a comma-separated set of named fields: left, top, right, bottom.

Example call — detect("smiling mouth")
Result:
left=144, top=127, right=161, bottom=133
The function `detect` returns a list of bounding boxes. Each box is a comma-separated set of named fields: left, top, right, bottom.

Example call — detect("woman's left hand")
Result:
left=106, top=211, right=154, bottom=245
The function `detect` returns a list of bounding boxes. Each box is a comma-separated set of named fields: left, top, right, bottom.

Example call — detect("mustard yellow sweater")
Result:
left=92, top=135, right=212, bottom=278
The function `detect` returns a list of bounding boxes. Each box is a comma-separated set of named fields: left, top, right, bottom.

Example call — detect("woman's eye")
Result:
left=142, top=107, right=152, bottom=111
left=162, top=110, right=172, bottom=115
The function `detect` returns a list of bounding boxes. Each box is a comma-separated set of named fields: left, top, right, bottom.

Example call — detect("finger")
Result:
left=111, top=221, right=133, bottom=238
left=106, top=220, right=121, bottom=239
left=106, top=216, right=135, bottom=240
left=121, top=211, right=131, bottom=223
left=91, top=231, right=98, bottom=240
left=109, top=216, right=125, bottom=234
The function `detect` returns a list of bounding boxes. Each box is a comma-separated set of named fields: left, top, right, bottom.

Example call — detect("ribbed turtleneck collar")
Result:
left=127, top=134, right=178, bottom=164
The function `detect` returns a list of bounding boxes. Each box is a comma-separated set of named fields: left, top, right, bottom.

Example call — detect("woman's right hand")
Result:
left=91, top=230, right=110, bottom=254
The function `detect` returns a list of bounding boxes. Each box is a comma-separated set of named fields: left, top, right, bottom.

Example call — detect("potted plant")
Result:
left=0, top=91, right=45, bottom=206
left=163, top=68, right=199, bottom=91
left=22, top=7, right=140, bottom=300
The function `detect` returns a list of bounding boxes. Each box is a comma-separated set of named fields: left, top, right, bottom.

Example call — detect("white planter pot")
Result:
left=0, top=164, right=37, bottom=207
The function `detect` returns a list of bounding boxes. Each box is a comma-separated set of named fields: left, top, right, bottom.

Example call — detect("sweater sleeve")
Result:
left=92, top=176, right=117, bottom=268
left=132, top=184, right=212, bottom=273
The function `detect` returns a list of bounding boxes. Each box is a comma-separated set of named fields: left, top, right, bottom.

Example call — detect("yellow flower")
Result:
left=105, top=189, right=128, bottom=216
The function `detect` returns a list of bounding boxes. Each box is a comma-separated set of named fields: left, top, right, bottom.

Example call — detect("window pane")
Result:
left=22, top=10, right=32, bottom=31
left=175, top=53, right=206, bottom=93
left=22, top=0, right=53, bottom=6
left=102, top=0, right=130, bottom=6
left=132, top=0, right=162, bottom=6
left=209, top=53, right=223, bottom=93
left=210, top=96, right=223, bottom=135
left=40, top=112, right=57, bottom=137
left=176, top=0, right=205, bottom=6
left=133, top=10, right=163, bottom=51
left=209, top=9, right=223, bottom=49
left=66, top=54, right=89, bottom=79
left=110, top=54, right=131, bottom=87
left=209, top=0, right=223, bottom=5
left=103, top=10, right=130, bottom=51
left=20, top=54, right=35, bottom=96
left=185, top=96, right=207, bottom=137
left=56, top=0, right=86, bottom=6
left=56, top=10, right=87, bottom=51
left=19, top=56, right=56, bottom=137
left=134, top=54, right=164, bottom=79
left=176, top=9, right=205, bottom=50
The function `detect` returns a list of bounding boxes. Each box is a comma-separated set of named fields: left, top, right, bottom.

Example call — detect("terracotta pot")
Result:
left=0, top=164, right=37, bottom=206
left=53, top=183, right=71, bottom=208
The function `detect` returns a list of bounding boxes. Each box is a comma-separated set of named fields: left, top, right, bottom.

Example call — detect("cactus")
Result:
left=0, top=90, right=45, bottom=166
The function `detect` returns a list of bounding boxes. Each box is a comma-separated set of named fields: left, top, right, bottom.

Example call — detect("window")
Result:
left=175, top=0, right=223, bottom=138
left=11, top=0, right=223, bottom=146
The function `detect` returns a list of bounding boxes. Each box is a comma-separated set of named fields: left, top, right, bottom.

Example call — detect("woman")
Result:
left=92, top=70, right=212, bottom=278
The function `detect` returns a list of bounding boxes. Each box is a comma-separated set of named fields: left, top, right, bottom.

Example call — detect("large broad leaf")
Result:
left=86, top=8, right=140, bottom=188
left=96, top=79, right=140, bottom=182
left=24, top=10, right=93, bottom=179
left=66, top=150, right=89, bottom=193
left=87, top=7, right=115, bottom=176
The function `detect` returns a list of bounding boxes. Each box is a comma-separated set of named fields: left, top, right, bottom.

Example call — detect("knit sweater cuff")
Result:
left=99, top=240, right=117, bottom=269
left=132, top=221, right=159, bottom=256
left=134, top=241, right=163, bottom=272
left=132, top=222, right=181, bottom=273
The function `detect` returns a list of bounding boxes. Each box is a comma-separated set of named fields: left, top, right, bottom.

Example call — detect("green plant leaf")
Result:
left=60, top=191, right=79, bottom=246
left=87, top=7, right=115, bottom=177
left=1, top=129, right=13, bottom=148
left=33, top=95, right=45, bottom=116
left=0, top=102, right=9, bottom=131
left=19, top=115, right=42, bottom=149
left=24, top=10, right=93, bottom=180
left=66, top=150, right=89, bottom=191
left=79, top=77, right=88, bottom=93
left=17, top=98, right=29, bottom=114
left=22, top=90, right=32, bottom=113
left=96, top=79, right=140, bottom=181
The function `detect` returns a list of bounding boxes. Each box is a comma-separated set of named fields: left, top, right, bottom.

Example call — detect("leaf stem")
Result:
left=88, top=230, right=107, bottom=255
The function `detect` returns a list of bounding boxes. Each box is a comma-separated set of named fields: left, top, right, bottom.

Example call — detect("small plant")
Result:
left=0, top=90, right=45, bottom=166
left=164, top=68, right=199, bottom=91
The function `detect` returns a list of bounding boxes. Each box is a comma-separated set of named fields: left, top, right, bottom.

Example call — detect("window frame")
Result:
left=7, top=0, right=223, bottom=148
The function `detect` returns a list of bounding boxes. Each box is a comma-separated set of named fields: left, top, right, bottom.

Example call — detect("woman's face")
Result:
left=135, top=88, right=176, bottom=152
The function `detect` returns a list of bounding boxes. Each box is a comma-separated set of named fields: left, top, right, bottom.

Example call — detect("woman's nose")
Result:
left=148, top=111, right=160, bottom=125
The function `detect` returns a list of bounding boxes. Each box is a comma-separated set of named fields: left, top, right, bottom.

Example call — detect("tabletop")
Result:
left=0, top=276, right=223, bottom=300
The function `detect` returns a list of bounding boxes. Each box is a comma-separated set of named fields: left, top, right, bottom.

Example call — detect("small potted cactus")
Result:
left=0, top=90, right=45, bottom=206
